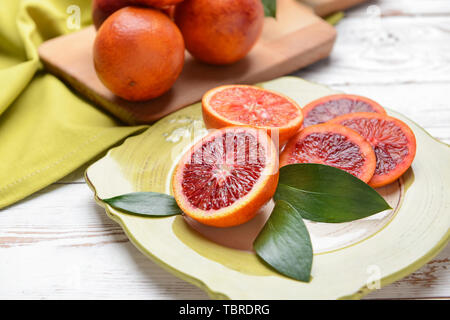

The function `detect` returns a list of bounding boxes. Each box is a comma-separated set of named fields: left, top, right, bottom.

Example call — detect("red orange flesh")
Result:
left=330, top=112, right=416, bottom=188
left=172, top=126, right=279, bottom=227
left=202, top=85, right=304, bottom=146
left=303, top=94, right=386, bottom=127
left=280, top=123, right=377, bottom=183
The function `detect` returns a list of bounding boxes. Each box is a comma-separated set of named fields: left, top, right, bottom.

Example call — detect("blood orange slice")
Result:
left=279, top=123, right=376, bottom=183
left=330, top=112, right=416, bottom=188
left=202, top=85, right=303, bottom=145
left=303, top=94, right=386, bottom=127
left=172, top=126, right=279, bottom=227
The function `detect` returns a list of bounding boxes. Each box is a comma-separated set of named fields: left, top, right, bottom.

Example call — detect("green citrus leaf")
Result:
left=262, top=0, right=276, bottom=17
left=325, top=11, right=344, bottom=26
left=103, top=192, right=182, bottom=217
left=274, top=164, right=391, bottom=223
left=254, top=200, right=312, bottom=282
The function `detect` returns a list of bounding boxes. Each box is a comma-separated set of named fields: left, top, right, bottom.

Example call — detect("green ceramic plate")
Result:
left=85, top=77, right=450, bottom=299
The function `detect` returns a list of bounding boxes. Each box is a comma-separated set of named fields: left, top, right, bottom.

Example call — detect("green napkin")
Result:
left=0, top=0, right=147, bottom=208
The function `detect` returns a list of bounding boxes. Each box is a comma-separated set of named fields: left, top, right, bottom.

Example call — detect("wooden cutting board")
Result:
left=302, top=0, right=368, bottom=17
left=38, top=0, right=362, bottom=124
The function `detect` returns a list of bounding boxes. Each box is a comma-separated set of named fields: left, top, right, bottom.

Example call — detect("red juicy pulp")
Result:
left=338, top=118, right=410, bottom=176
left=181, top=131, right=266, bottom=211
left=209, top=87, right=300, bottom=127
left=304, top=98, right=380, bottom=127
left=286, top=132, right=366, bottom=177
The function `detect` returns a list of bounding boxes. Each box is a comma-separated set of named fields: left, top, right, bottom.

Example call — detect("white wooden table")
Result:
left=0, top=0, right=448, bottom=299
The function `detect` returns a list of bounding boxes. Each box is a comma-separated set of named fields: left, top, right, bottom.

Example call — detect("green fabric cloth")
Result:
left=0, top=0, right=147, bottom=208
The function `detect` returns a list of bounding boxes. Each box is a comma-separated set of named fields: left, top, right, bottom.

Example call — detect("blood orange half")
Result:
left=279, top=123, right=376, bottom=183
left=330, top=112, right=416, bottom=188
left=172, top=126, right=279, bottom=228
left=202, top=85, right=303, bottom=145
left=302, top=94, right=386, bottom=127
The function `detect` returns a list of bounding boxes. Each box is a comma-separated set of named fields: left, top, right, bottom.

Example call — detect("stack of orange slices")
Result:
left=172, top=85, right=417, bottom=227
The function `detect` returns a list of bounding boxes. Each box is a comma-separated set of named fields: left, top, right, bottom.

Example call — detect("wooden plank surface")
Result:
left=302, top=0, right=368, bottom=17
left=345, top=0, right=450, bottom=17
left=299, top=16, right=450, bottom=85
left=1, top=0, right=449, bottom=299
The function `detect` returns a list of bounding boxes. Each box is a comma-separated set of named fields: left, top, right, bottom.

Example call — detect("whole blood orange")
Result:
left=160, top=4, right=177, bottom=20
left=92, top=0, right=184, bottom=29
left=303, top=94, right=386, bottom=127
left=172, top=126, right=279, bottom=227
left=202, top=85, right=304, bottom=145
left=174, top=0, right=264, bottom=65
left=142, top=0, right=184, bottom=6
left=279, top=123, right=376, bottom=183
left=330, top=112, right=416, bottom=188
left=92, top=0, right=129, bottom=29
left=93, top=7, right=185, bottom=101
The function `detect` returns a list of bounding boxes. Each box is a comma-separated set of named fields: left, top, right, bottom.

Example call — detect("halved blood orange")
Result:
left=172, top=126, right=279, bottom=228
left=302, top=94, right=386, bottom=127
left=202, top=85, right=303, bottom=145
left=279, top=123, right=376, bottom=183
left=330, top=112, right=416, bottom=188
